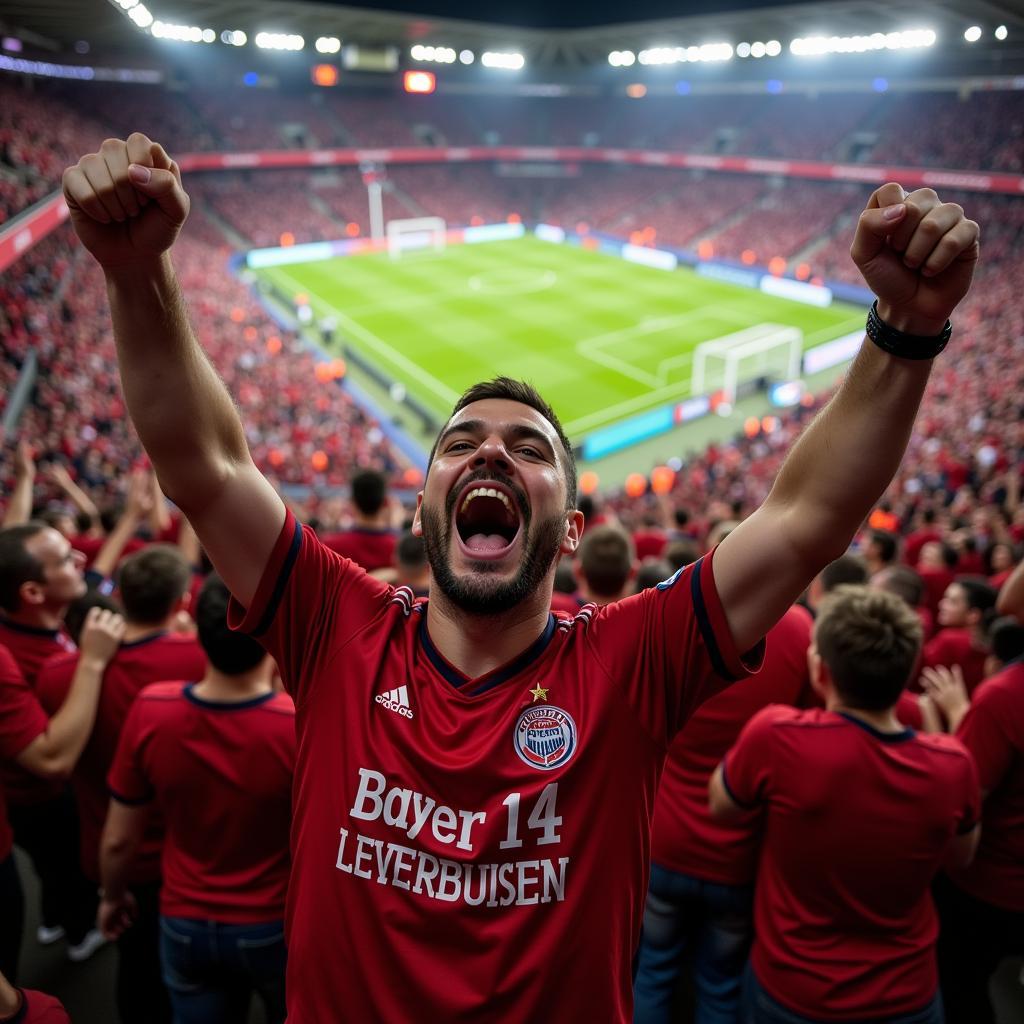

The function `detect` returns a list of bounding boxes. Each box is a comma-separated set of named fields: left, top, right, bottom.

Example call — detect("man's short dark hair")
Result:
left=0, top=523, right=47, bottom=613
left=635, top=560, right=673, bottom=593
left=870, top=530, right=899, bottom=565
left=578, top=525, right=633, bottom=599
left=396, top=531, right=427, bottom=571
left=64, top=589, right=123, bottom=647
left=351, top=470, right=388, bottom=517
left=118, top=545, right=192, bottom=625
left=195, top=575, right=267, bottom=676
left=815, top=586, right=923, bottom=711
left=664, top=539, right=699, bottom=573
left=989, top=616, right=1024, bottom=665
left=820, top=553, right=869, bottom=593
left=956, top=577, right=998, bottom=616
left=429, top=378, right=577, bottom=508
left=553, top=559, right=577, bottom=595
left=875, top=565, right=925, bottom=608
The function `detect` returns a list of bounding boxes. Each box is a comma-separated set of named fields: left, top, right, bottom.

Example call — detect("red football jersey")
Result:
left=724, top=706, right=979, bottom=1021
left=948, top=660, right=1024, bottom=911
left=108, top=682, right=295, bottom=922
left=651, top=605, right=812, bottom=885
left=549, top=590, right=584, bottom=616
left=227, top=511, right=761, bottom=1022
left=632, top=529, right=668, bottom=561
left=11, top=989, right=71, bottom=1024
left=0, top=645, right=49, bottom=861
left=321, top=527, right=397, bottom=572
left=36, top=632, right=207, bottom=882
left=922, top=627, right=989, bottom=693
left=895, top=690, right=925, bottom=729
left=0, top=621, right=73, bottom=806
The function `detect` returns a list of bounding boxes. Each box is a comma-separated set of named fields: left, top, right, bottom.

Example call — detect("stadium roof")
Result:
left=3, top=0, right=1023, bottom=68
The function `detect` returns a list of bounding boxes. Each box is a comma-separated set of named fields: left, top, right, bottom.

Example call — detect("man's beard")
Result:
left=421, top=490, right=565, bottom=617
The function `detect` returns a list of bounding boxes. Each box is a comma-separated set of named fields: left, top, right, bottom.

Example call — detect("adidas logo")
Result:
left=375, top=685, right=414, bottom=720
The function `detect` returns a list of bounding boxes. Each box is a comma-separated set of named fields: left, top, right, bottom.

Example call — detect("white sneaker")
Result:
left=36, top=925, right=65, bottom=945
left=67, top=928, right=107, bottom=962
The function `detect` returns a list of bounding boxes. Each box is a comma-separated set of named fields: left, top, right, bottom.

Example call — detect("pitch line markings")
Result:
left=272, top=269, right=460, bottom=407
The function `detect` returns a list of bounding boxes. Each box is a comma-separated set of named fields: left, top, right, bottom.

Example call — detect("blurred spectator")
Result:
left=922, top=578, right=998, bottom=693
left=321, top=470, right=398, bottom=572
left=575, top=525, right=635, bottom=606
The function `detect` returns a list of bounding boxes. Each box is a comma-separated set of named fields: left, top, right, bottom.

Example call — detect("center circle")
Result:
left=467, top=268, right=557, bottom=295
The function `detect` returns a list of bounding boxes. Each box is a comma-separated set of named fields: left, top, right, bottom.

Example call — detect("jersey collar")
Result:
left=0, top=615, right=60, bottom=639
left=418, top=612, right=558, bottom=698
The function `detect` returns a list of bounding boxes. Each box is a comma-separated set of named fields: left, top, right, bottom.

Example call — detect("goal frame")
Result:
left=386, top=217, right=448, bottom=259
left=691, top=324, right=803, bottom=404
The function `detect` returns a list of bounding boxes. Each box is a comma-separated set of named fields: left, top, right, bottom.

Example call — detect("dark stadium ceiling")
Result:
left=3, top=0, right=1023, bottom=67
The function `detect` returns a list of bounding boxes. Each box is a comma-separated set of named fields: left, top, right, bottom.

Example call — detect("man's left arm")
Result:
left=714, top=184, right=980, bottom=651
left=98, top=800, right=150, bottom=938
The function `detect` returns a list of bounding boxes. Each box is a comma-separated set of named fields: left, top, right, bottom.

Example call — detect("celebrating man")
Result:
left=63, top=134, right=979, bottom=1021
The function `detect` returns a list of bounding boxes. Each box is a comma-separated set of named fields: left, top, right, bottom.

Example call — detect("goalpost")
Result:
left=386, top=217, right=448, bottom=259
left=691, top=324, right=803, bottom=404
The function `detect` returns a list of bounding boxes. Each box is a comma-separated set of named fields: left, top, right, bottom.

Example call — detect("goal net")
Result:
left=386, top=217, right=447, bottom=259
left=691, top=324, right=803, bottom=404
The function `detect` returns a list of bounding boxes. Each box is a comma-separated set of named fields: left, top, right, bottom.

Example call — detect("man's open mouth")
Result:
left=453, top=483, right=523, bottom=557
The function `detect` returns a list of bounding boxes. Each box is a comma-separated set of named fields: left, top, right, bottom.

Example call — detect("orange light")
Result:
left=311, top=451, right=328, bottom=472
left=404, top=70, right=436, bottom=94
left=268, top=448, right=284, bottom=468
left=651, top=466, right=675, bottom=495
left=697, top=240, right=714, bottom=260
left=311, top=64, right=339, bottom=87
left=624, top=473, right=647, bottom=498
left=507, top=212, right=521, bottom=224
left=579, top=471, right=599, bottom=496
left=345, top=222, right=359, bottom=238
left=230, top=307, right=245, bottom=323
left=280, top=232, right=295, bottom=247
left=630, top=230, right=643, bottom=245
left=643, top=226, right=656, bottom=241
left=243, top=325, right=258, bottom=342
left=800, top=392, right=815, bottom=407
left=744, top=417, right=760, bottom=438
left=266, top=336, right=282, bottom=355
left=626, top=83, right=647, bottom=98
left=470, top=215, right=483, bottom=226
left=402, top=467, right=424, bottom=487
left=761, top=416, right=779, bottom=433
left=741, top=249, right=757, bottom=265
left=330, top=358, right=346, bottom=379
left=315, top=363, right=333, bottom=382
left=582, top=236, right=599, bottom=250
left=795, top=262, right=810, bottom=281
left=576, top=221, right=590, bottom=235
left=768, top=256, right=786, bottom=277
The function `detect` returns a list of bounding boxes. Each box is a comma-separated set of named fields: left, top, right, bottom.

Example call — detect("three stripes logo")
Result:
left=375, top=685, right=414, bottom=720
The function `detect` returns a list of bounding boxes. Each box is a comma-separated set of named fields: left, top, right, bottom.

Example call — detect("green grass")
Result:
left=257, top=236, right=864, bottom=442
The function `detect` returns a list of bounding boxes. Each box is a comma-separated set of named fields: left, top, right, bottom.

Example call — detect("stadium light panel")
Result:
left=460, top=49, right=475, bottom=64
left=964, top=26, right=982, bottom=42
left=750, top=41, right=766, bottom=57
left=128, top=5, right=153, bottom=28
left=995, top=25, right=1008, bottom=40
left=736, top=42, right=751, bottom=57
left=221, top=30, right=247, bottom=46
left=404, top=70, right=436, bottom=93
left=316, top=36, right=341, bottom=54
left=481, top=51, right=525, bottom=70
left=255, top=32, right=305, bottom=51
left=638, top=43, right=732, bottom=65
left=765, top=40, right=781, bottom=56
left=151, top=22, right=215, bottom=43
left=790, top=29, right=935, bottom=56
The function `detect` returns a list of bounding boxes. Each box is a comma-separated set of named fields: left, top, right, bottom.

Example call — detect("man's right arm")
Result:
left=63, top=135, right=284, bottom=607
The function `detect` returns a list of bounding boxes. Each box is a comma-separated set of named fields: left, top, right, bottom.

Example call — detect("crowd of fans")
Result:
left=0, top=70, right=1022, bottom=1022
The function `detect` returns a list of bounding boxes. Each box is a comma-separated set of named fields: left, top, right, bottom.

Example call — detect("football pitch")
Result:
left=256, top=236, right=865, bottom=441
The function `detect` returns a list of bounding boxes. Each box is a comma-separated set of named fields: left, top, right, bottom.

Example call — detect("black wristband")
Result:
left=865, top=301, right=952, bottom=360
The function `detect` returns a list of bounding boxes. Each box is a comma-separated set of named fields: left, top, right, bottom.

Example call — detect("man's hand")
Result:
left=920, top=664, right=971, bottom=733
left=62, top=134, right=189, bottom=269
left=78, top=607, right=126, bottom=666
left=851, top=183, right=980, bottom=335
left=124, top=470, right=155, bottom=521
left=97, top=891, right=138, bottom=940
left=13, top=440, right=35, bottom=482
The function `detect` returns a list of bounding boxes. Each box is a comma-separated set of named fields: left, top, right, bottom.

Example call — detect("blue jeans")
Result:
left=741, top=964, right=944, bottom=1024
left=634, top=863, right=753, bottom=1024
left=159, top=916, right=287, bottom=1024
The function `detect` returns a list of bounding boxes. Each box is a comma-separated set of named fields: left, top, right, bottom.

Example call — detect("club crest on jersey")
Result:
left=513, top=705, right=577, bottom=771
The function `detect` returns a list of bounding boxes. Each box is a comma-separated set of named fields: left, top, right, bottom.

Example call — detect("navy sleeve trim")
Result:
left=721, top=760, right=759, bottom=811
left=252, top=518, right=303, bottom=638
left=107, top=785, right=154, bottom=806
left=690, top=557, right=735, bottom=682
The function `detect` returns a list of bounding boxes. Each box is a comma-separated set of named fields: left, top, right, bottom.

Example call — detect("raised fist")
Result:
left=62, top=134, right=190, bottom=269
left=851, top=183, right=980, bottom=336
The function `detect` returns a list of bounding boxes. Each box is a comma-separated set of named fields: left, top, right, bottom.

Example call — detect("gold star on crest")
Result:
left=529, top=684, right=549, bottom=703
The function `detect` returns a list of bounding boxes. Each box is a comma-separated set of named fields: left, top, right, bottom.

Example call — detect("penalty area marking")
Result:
left=468, top=268, right=557, bottom=296
left=270, top=268, right=460, bottom=408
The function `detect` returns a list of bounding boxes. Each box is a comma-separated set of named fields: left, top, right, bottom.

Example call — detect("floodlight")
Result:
left=964, top=26, right=982, bottom=42
left=255, top=32, right=305, bottom=51
left=995, top=25, right=1008, bottom=40
left=404, top=70, right=436, bottom=93
left=128, top=5, right=153, bottom=28
left=736, top=42, right=751, bottom=57
left=751, top=41, right=766, bottom=57
left=460, top=49, right=475, bottom=64
left=765, top=40, right=781, bottom=56
left=316, top=37, right=341, bottom=54
left=481, top=51, right=524, bottom=70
